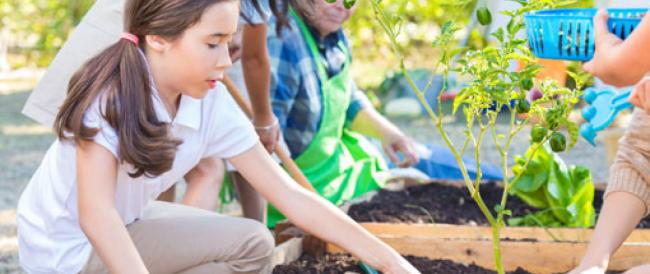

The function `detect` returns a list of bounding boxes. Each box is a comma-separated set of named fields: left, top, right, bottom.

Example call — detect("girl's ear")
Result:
left=145, top=35, right=171, bottom=53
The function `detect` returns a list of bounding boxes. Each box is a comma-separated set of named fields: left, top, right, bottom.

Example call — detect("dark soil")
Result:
left=272, top=253, right=623, bottom=274
left=348, top=181, right=650, bottom=228
left=272, top=253, right=532, bottom=274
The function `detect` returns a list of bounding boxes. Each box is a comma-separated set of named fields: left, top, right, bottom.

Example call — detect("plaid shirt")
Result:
left=268, top=15, right=370, bottom=158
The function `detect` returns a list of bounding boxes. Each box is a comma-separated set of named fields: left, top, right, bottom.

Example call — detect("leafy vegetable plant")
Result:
left=509, top=145, right=595, bottom=228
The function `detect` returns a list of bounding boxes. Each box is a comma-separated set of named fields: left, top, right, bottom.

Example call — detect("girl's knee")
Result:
left=245, top=220, right=274, bottom=257
left=224, top=219, right=274, bottom=272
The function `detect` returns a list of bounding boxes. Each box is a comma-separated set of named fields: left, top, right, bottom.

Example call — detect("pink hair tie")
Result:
left=121, top=32, right=139, bottom=45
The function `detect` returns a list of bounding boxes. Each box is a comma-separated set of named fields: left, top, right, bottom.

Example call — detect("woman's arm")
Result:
left=583, top=10, right=650, bottom=86
left=229, top=144, right=419, bottom=274
left=350, top=106, right=418, bottom=167
left=569, top=192, right=645, bottom=274
left=242, top=23, right=279, bottom=152
left=77, top=140, right=148, bottom=274
left=182, top=156, right=224, bottom=210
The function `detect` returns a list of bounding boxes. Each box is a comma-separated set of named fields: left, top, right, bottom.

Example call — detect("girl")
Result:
left=16, top=0, right=419, bottom=273
left=569, top=9, right=650, bottom=274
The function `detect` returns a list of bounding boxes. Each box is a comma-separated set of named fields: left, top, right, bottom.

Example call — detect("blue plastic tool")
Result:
left=358, top=261, right=379, bottom=274
left=524, top=8, right=647, bottom=61
left=580, top=87, right=633, bottom=146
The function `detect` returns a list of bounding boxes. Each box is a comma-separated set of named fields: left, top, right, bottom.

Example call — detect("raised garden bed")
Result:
left=272, top=181, right=650, bottom=273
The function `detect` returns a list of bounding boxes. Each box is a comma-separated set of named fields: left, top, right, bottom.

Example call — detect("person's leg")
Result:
left=157, top=184, right=177, bottom=202
left=81, top=201, right=274, bottom=274
left=231, top=171, right=267, bottom=223
left=182, top=157, right=225, bottom=210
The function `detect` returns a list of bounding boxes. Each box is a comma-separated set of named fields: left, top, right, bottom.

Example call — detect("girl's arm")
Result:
left=242, top=23, right=279, bottom=152
left=624, top=264, right=650, bottom=274
left=77, top=140, right=148, bottom=274
left=583, top=10, right=650, bottom=86
left=350, top=107, right=419, bottom=168
left=569, top=192, right=645, bottom=274
left=229, top=144, right=419, bottom=274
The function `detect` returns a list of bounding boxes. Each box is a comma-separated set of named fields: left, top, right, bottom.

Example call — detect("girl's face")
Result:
left=148, top=1, right=239, bottom=99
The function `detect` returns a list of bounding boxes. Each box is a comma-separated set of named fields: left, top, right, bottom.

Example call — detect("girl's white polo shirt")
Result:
left=17, top=81, right=258, bottom=274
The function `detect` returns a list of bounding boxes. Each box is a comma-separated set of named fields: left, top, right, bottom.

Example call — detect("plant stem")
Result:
left=492, top=224, right=504, bottom=274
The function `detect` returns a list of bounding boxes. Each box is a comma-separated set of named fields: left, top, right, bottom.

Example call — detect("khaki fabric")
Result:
left=80, top=201, right=274, bottom=274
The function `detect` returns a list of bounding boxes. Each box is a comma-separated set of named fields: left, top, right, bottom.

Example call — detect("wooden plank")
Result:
left=263, top=238, right=303, bottom=274
left=324, top=236, right=650, bottom=273
left=359, top=222, right=650, bottom=243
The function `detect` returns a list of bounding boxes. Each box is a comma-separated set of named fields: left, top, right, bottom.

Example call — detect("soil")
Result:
left=272, top=253, right=532, bottom=274
left=272, top=253, right=623, bottom=274
left=347, top=181, right=650, bottom=228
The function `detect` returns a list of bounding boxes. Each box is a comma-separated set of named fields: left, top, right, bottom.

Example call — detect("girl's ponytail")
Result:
left=54, top=32, right=180, bottom=178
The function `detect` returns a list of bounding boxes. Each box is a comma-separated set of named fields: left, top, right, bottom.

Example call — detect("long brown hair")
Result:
left=54, top=0, right=234, bottom=178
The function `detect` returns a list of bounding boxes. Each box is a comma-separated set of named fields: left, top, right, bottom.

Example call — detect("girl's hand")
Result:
left=383, top=256, right=421, bottom=274
left=567, top=265, right=606, bottom=274
left=623, top=264, right=650, bottom=274
left=629, top=76, right=650, bottom=114
left=582, top=9, right=624, bottom=82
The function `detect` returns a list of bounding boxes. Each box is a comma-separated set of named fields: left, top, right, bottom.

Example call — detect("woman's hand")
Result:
left=630, top=76, right=650, bottom=114
left=350, top=107, right=419, bottom=167
left=583, top=10, right=650, bottom=86
left=582, top=9, right=624, bottom=83
left=253, top=114, right=280, bottom=152
left=381, top=130, right=418, bottom=168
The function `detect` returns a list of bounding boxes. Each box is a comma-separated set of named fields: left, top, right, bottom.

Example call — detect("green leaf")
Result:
left=491, top=28, right=505, bottom=43
left=508, top=0, right=528, bottom=5
left=505, top=52, right=534, bottom=63
left=453, top=89, right=469, bottom=114
left=507, top=18, right=517, bottom=35
left=567, top=121, right=579, bottom=150
left=433, top=21, right=461, bottom=48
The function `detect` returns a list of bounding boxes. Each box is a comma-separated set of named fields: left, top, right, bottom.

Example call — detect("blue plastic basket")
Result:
left=524, top=8, right=647, bottom=61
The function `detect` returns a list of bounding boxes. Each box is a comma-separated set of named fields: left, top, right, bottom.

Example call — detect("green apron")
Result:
left=267, top=11, right=388, bottom=228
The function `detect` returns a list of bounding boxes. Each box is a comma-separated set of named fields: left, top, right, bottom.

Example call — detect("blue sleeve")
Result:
left=240, top=0, right=271, bottom=25
left=268, top=27, right=299, bottom=129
